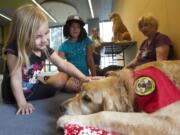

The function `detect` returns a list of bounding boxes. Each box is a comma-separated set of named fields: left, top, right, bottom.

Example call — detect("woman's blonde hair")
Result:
left=6, top=4, right=48, bottom=74
left=138, top=15, right=159, bottom=30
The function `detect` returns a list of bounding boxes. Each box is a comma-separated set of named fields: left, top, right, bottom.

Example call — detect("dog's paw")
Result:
left=56, top=115, right=70, bottom=129
left=57, top=115, right=82, bottom=129
left=57, top=115, right=88, bottom=129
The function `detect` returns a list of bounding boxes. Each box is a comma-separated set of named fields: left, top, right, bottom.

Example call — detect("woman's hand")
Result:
left=16, top=102, right=35, bottom=115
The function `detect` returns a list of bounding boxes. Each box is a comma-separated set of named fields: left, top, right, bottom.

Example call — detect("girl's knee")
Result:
left=46, top=72, right=68, bottom=89
left=65, top=77, right=82, bottom=92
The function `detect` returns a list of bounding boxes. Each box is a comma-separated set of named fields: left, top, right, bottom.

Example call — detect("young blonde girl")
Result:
left=1, top=4, right=89, bottom=115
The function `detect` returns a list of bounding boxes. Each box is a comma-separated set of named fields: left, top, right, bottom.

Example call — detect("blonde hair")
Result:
left=6, top=4, right=48, bottom=74
left=138, top=15, right=159, bottom=30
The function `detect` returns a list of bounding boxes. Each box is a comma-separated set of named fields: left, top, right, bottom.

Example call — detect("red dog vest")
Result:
left=134, top=66, right=180, bottom=113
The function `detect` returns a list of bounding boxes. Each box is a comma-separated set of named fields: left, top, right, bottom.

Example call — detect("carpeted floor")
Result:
left=0, top=75, right=3, bottom=102
left=0, top=81, right=75, bottom=135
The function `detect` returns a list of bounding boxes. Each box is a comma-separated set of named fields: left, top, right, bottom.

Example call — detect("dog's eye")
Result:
left=82, top=94, right=92, bottom=103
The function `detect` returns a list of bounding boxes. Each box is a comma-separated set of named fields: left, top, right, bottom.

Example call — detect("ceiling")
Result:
left=0, top=0, right=113, bottom=27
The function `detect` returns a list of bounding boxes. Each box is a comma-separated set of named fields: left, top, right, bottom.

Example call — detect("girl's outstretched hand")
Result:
left=80, top=76, right=91, bottom=82
left=90, top=76, right=105, bottom=80
left=16, top=102, right=35, bottom=115
left=82, top=76, right=105, bottom=82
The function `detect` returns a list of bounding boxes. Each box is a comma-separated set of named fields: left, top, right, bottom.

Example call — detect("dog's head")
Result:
left=110, top=12, right=121, bottom=22
left=60, top=69, right=135, bottom=115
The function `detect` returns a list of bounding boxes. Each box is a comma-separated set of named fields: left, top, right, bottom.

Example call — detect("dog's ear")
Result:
left=103, top=69, right=134, bottom=112
left=82, top=83, right=103, bottom=104
left=103, top=95, right=120, bottom=111
left=121, top=70, right=135, bottom=106
left=117, top=84, right=134, bottom=112
left=102, top=84, right=133, bottom=112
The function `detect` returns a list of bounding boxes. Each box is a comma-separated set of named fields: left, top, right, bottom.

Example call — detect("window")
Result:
left=42, top=26, right=64, bottom=73
left=99, top=21, right=113, bottom=42
left=99, top=21, right=124, bottom=68
left=43, top=21, right=120, bottom=72
left=49, top=26, right=64, bottom=51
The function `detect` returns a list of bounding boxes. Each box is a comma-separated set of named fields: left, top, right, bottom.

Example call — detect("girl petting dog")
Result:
left=1, top=4, right=91, bottom=115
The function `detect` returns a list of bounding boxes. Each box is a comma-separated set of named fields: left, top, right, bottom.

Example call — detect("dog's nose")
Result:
left=59, top=105, right=66, bottom=115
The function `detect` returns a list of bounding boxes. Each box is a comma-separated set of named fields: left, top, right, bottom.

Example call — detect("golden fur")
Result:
left=57, top=60, right=180, bottom=135
left=110, top=12, right=131, bottom=42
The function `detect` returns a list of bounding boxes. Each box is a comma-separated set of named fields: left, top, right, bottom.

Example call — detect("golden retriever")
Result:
left=110, top=12, right=131, bottom=42
left=57, top=60, right=180, bottom=135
